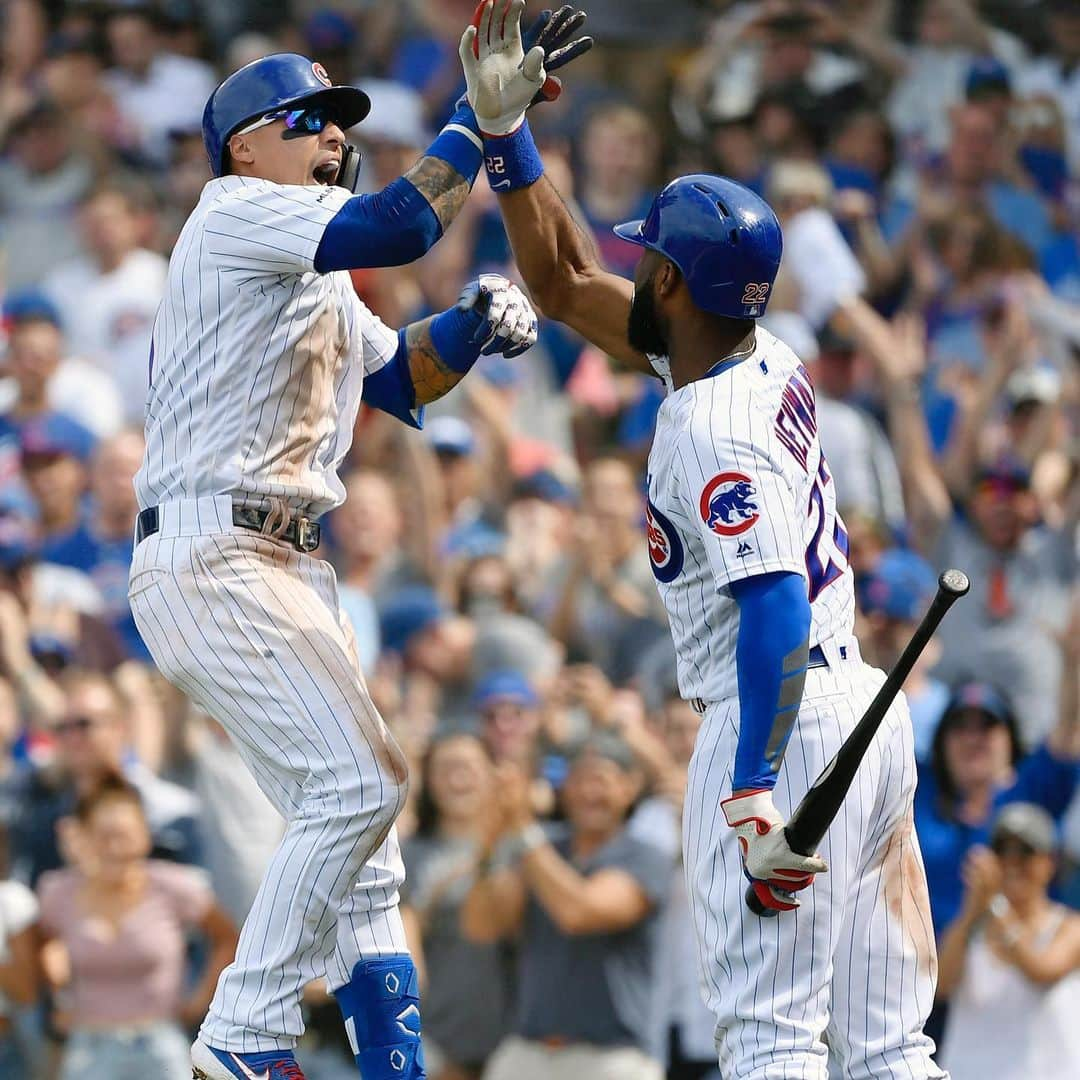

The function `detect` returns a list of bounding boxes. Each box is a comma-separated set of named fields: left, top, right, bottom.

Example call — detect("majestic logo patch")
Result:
left=699, top=472, right=760, bottom=536
left=312, top=62, right=333, bottom=87
left=645, top=499, right=684, bottom=583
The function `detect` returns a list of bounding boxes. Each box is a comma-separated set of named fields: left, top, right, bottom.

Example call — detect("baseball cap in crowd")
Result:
left=378, top=586, right=446, bottom=655
left=940, top=682, right=1015, bottom=731
left=305, top=9, right=357, bottom=53
left=473, top=669, right=539, bottom=711
left=965, top=56, right=1012, bottom=100
left=425, top=416, right=475, bottom=458
left=0, top=511, right=39, bottom=573
left=973, top=456, right=1031, bottom=494
left=858, top=549, right=936, bottom=622
left=991, top=802, right=1057, bottom=856
left=19, top=413, right=95, bottom=464
left=358, top=79, right=432, bottom=148
left=512, top=468, right=578, bottom=506
left=1005, top=367, right=1061, bottom=409
left=2, top=289, right=63, bottom=331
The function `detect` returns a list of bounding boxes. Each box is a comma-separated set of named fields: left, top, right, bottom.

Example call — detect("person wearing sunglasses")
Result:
left=130, top=14, right=594, bottom=1080
left=936, top=802, right=1080, bottom=1079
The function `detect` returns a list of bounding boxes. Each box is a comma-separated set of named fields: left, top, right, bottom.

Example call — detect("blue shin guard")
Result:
left=334, top=955, right=426, bottom=1078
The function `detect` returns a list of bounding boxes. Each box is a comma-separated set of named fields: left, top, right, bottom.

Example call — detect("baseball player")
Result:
left=459, top=5, right=947, bottom=1078
left=126, top=46, right=568, bottom=1080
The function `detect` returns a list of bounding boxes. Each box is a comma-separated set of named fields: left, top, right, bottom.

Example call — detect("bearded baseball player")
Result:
left=459, top=4, right=947, bottom=1077
left=128, top=26, right=588, bottom=1080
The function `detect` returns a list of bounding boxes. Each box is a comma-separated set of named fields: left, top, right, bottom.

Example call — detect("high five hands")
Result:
left=460, top=1, right=593, bottom=136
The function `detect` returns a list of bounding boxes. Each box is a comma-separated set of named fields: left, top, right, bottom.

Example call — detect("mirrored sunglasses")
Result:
left=236, top=106, right=330, bottom=137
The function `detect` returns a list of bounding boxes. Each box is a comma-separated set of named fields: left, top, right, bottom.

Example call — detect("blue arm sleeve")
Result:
left=360, top=330, right=424, bottom=429
left=314, top=102, right=483, bottom=273
left=314, top=178, right=441, bottom=272
left=729, top=571, right=812, bottom=792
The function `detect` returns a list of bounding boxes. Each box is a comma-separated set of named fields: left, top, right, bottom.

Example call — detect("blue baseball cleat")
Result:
left=191, top=1039, right=307, bottom=1080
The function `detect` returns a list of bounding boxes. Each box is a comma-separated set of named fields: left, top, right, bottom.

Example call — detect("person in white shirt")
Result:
left=102, top=5, right=216, bottom=167
left=43, top=186, right=168, bottom=424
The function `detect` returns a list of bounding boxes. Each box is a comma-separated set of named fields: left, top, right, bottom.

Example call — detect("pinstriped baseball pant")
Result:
left=684, top=645, right=949, bottom=1080
left=129, top=497, right=410, bottom=1053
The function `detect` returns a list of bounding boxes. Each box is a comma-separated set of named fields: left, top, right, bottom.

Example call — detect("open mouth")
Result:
left=313, top=160, right=339, bottom=185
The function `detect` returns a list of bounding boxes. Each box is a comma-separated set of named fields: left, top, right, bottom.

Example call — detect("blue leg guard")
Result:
left=333, top=955, right=426, bottom=1079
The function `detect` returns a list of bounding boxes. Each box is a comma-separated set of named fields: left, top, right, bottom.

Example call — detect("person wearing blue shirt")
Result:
left=914, top=682, right=1079, bottom=940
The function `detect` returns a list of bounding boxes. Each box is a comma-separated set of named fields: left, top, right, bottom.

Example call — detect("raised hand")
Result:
left=522, top=6, right=594, bottom=106
left=459, top=0, right=546, bottom=136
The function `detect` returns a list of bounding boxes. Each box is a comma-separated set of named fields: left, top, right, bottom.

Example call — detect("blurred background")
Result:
left=0, top=1, right=1077, bottom=1079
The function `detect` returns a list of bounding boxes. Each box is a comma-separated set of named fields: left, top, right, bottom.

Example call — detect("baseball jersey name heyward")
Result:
left=136, top=175, right=401, bottom=518
left=646, top=327, right=855, bottom=703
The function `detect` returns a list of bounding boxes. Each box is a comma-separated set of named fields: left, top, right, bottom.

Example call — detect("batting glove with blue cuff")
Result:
left=722, top=789, right=828, bottom=912
left=458, top=274, right=538, bottom=358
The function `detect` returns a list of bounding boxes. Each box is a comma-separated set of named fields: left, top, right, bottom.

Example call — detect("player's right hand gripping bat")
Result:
left=746, top=569, right=970, bottom=917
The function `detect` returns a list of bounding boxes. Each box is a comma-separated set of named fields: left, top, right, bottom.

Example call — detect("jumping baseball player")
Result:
left=124, top=40, right=591, bottom=1079
left=460, top=5, right=947, bottom=1077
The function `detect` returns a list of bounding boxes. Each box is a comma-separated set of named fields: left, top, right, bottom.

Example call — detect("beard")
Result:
left=627, top=275, right=669, bottom=358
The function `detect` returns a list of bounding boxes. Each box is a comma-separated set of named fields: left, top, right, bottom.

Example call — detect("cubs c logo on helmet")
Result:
left=646, top=500, right=684, bottom=583
left=312, top=62, right=333, bottom=87
left=699, top=472, right=760, bottom=537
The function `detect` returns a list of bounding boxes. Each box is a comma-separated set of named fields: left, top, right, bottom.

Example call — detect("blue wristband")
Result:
left=427, top=102, right=484, bottom=182
left=484, top=120, right=544, bottom=193
left=429, top=305, right=485, bottom=374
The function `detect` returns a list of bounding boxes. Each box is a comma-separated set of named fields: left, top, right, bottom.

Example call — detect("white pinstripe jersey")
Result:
left=135, top=175, right=401, bottom=518
left=645, top=327, right=855, bottom=704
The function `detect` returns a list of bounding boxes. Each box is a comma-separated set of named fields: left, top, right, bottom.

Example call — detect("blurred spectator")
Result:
left=462, top=734, right=674, bottom=1080
left=102, top=4, right=215, bottom=167
left=1015, top=0, right=1080, bottom=171
left=915, top=681, right=1079, bottom=939
left=857, top=548, right=950, bottom=761
left=9, top=670, right=202, bottom=886
left=545, top=457, right=667, bottom=682
left=0, top=290, right=124, bottom=441
left=380, top=586, right=561, bottom=729
left=0, top=823, right=38, bottom=1076
left=20, top=414, right=94, bottom=554
left=36, top=775, right=236, bottom=1080
left=41, top=430, right=147, bottom=660
left=401, top=733, right=514, bottom=1080
left=43, top=185, right=167, bottom=420
left=844, top=302, right=1075, bottom=745
left=0, top=97, right=97, bottom=289
left=886, top=0, right=1026, bottom=159
left=577, top=103, right=660, bottom=279
left=937, top=802, right=1080, bottom=1077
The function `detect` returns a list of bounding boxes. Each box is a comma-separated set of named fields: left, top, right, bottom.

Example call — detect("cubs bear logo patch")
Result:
left=699, top=471, right=760, bottom=537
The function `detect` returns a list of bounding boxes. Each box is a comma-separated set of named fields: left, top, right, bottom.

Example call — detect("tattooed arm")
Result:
left=404, top=316, right=466, bottom=405
left=362, top=276, right=539, bottom=423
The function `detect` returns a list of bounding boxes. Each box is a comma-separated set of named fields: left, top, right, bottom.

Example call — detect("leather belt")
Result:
left=689, top=644, right=833, bottom=716
left=135, top=505, right=322, bottom=553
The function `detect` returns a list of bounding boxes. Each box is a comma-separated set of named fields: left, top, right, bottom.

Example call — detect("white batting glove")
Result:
left=458, top=274, right=538, bottom=358
left=722, top=789, right=828, bottom=912
left=459, top=0, right=546, bottom=136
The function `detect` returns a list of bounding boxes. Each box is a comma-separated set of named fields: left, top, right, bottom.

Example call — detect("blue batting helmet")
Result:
left=202, top=53, right=371, bottom=176
left=614, top=175, right=783, bottom=319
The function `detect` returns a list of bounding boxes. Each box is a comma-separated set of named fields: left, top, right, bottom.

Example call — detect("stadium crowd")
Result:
left=0, top=0, right=1078, bottom=1078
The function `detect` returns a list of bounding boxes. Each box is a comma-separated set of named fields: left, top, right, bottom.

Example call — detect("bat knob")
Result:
left=939, top=569, right=970, bottom=597
left=745, top=884, right=780, bottom=918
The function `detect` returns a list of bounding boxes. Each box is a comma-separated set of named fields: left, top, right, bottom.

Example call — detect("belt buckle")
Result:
left=294, top=516, right=320, bottom=553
